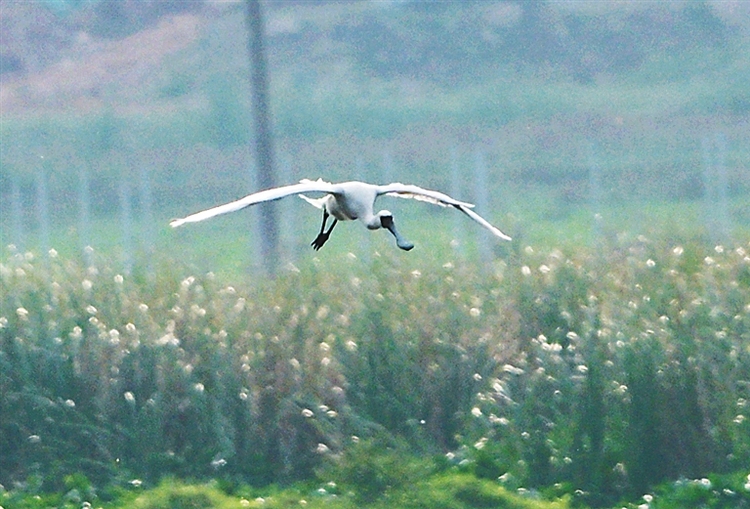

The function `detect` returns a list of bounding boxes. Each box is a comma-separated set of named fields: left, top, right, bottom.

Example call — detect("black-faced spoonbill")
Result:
left=169, top=179, right=511, bottom=251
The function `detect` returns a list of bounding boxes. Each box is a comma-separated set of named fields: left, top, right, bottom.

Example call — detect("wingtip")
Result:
left=492, top=229, right=512, bottom=242
left=169, top=218, right=185, bottom=228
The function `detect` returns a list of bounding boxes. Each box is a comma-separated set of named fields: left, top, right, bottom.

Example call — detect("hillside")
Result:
left=3, top=1, right=749, bottom=118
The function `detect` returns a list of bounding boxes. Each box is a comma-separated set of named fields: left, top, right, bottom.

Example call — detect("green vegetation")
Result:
left=0, top=474, right=577, bottom=509
left=2, top=4, right=750, bottom=508
left=4, top=472, right=750, bottom=509
left=2, top=233, right=750, bottom=508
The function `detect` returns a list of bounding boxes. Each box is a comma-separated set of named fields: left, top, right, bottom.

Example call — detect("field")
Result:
left=2, top=4, right=750, bottom=508
left=2, top=230, right=750, bottom=508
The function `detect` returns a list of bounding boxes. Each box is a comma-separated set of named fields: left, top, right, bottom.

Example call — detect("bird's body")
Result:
left=170, top=179, right=511, bottom=251
left=302, top=181, right=379, bottom=225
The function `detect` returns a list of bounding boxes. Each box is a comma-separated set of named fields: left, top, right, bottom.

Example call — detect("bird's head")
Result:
left=367, top=210, right=392, bottom=230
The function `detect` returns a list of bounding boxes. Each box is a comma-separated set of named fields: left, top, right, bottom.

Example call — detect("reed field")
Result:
left=2, top=3, right=750, bottom=507
left=2, top=233, right=750, bottom=508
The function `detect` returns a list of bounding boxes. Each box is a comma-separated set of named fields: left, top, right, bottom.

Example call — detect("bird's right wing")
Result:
left=170, top=179, right=338, bottom=227
left=377, top=182, right=511, bottom=241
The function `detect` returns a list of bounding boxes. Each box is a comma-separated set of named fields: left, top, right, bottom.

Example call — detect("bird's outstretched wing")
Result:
left=170, top=179, right=338, bottom=227
left=377, top=183, right=475, bottom=208
left=454, top=206, right=512, bottom=241
left=376, top=182, right=512, bottom=241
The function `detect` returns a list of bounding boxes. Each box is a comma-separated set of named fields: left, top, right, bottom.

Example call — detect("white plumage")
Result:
left=170, top=179, right=511, bottom=251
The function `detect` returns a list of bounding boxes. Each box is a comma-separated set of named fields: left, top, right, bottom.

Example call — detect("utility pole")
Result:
left=246, top=0, right=279, bottom=275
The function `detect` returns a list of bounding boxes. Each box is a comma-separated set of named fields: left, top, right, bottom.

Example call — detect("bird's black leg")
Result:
left=380, top=215, right=414, bottom=251
left=311, top=210, right=337, bottom=250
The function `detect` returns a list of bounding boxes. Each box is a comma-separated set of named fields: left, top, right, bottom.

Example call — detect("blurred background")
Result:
left=1, top=0, right=749, bottom=272
left=3, top=4, right=750, bottom=506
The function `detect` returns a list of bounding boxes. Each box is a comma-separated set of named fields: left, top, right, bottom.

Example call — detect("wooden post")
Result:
left=474, top=149, right=491, bottom=263
left=450, top=146, right=464, bottom=255
left=138, top=165, right=155, bottom=275
left=587, top=143, right=603, bottom=242
left=79, top=163, right=93, bottom=266
left=10, top=179, right=24, bottom=252
left=119, top=173, right=133, bottom=275
left=35, top=159, right=51, bottom=258
left=702, top=132, right=731, bottom=241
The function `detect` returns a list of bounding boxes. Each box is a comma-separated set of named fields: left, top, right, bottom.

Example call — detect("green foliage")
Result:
left=3, top=5, right=750, bottom=506
left=394, top=474, right=572, bottom=509
left=124, top=480, right=239, bottom=509
left=2, top=235, right=750, bottom=507
left=1, top=468, right=575, bottom=509
left=321, top=438, right=435, bottom=503
left=618, top=472, right=750, bottom=509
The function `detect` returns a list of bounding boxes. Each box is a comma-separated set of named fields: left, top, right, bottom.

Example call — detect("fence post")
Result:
left=450, top=146, right=464, bottom=256
left=702, top=136, right=716, bottom=236
left=702, top=133, right=731, bottom=242
left=587, top=143, right=604, bottom=243
left=474, top=149, right=491, bottom=263
left=138, top=165, right=155, bottom=275
left=119, top=172, right=133, bottom=275
left=714, top=132, right=731, bottom=240
left=278, top=150, right=296, bottom=264
left=79, top=163, right=93, bottom=266
left=246, top=160, right=261, bottom=272
left=35, top=159, right=51, bottom=259
left=10, top=179, right=24, bottom=252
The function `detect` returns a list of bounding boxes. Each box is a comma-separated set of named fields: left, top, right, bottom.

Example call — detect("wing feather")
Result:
left=378, top=183, right=475, bottom=208
left=170, top=179, right=337, bottom=227
left=455, top=204, right=512, bottom=241
left=377, top=182, right=511, bottom=241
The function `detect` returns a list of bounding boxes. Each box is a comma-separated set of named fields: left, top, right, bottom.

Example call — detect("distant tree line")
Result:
left=329, top=1, right=731, bottom=84
left=2, top=1, right=734, bottom=82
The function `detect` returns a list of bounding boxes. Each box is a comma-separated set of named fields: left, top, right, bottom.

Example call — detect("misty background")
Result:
left=1, top=0, right=748, bottom=271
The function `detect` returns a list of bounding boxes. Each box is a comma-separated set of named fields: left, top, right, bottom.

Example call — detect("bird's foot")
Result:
left=311, top=233, right=330, bottom=251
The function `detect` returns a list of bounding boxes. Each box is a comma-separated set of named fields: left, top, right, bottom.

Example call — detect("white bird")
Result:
left=169, top=179, right=511, bottom=251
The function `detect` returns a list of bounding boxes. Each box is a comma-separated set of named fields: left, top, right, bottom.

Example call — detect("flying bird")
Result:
left=169, top=179, right=511, bottom=251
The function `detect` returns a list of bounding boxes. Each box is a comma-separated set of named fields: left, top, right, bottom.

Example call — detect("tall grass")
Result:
left=2, top=236, right=749, bottom=506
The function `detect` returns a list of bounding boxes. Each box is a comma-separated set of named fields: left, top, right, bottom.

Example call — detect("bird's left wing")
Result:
left=455, top=206, right=512, bottom=241
left=377, top=183, right=511, bottom=241
left=170, top=179, right=338, bottom=227
left=377, top=183, right=475, bottom=208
